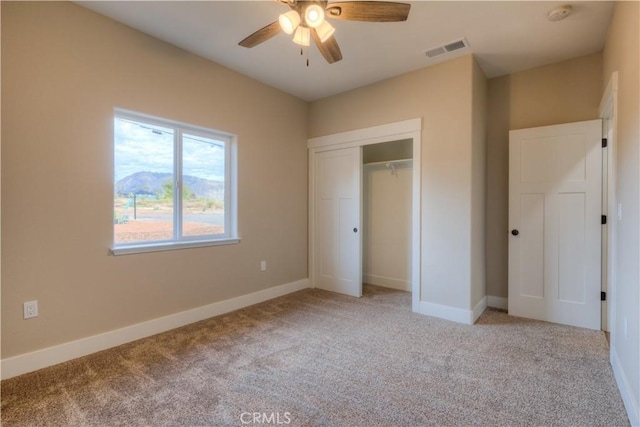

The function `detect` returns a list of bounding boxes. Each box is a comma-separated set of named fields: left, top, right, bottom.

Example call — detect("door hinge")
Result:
left=601, top=215, right=607, bottom=225
left=601, top=291, right=606, bottom=301
left=602, top=138, right=608, bottom=148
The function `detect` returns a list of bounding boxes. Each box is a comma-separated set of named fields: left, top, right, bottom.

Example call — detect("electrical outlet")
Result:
left=261, top=261, right=267, bottom=272
left=23, top=301, right=38, bottom=319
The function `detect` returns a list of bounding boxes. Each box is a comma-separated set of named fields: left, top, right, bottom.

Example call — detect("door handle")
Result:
left=511, top=229, right=519, bottom=236
left=353, top=228, right=358, bottom=233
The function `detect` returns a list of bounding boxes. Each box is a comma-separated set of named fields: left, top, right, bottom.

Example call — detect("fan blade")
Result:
left=326, top=1, right=411, bottom=22
left=312, top=29, right=343, bottom=64
left=239, top=21, right=282, bottom=48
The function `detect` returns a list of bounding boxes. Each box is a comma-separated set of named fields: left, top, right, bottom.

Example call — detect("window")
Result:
left=112, top=110, right=238, bottom=254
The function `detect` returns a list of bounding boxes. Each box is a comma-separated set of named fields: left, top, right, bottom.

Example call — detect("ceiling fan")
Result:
left=238, top=1, right=411, bottom=64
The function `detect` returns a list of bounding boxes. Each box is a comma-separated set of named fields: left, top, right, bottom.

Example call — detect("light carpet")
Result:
left=1, top=285, right=629, bottom=426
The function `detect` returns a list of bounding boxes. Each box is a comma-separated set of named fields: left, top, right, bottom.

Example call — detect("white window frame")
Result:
left=111, top=109, right=239, bottom=255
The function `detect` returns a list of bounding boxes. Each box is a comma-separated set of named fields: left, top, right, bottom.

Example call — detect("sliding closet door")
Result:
left=312, top=147, right=362, bottom=297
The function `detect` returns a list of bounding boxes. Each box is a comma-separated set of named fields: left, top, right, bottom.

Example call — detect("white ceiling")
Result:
left=76, top=1, right=614, bottom=101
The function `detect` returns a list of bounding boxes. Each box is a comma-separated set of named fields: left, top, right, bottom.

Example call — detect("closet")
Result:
left=307, top=118, right=421, bottom=305
left=363, top=140, right=413, bottom=292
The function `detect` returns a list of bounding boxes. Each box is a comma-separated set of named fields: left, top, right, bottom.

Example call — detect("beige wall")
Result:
left=363, top=162, right=412, bottom=291
left=485, top=53, right=603, bottom=298
left=470, top=58, right=487, bottom=308
left=1, top=2, right=309, bottom=358
left=603, top=0, right=640, bottom=417
left=310, top=54, right=485, bottom=311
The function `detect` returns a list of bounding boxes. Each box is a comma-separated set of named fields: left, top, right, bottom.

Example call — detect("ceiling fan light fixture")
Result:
left=279, top=10, right=300, bottom=34
left=238, top=0, right=411, bottom=65
left=292, top=26, right=311, bottom=46
left=305, top=4, right=325, bottom=28
left=316, top=20, right=335, bottom=43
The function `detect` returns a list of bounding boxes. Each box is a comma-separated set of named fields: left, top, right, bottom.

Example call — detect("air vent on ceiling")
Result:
left=425, top=38, right=470, bottom=59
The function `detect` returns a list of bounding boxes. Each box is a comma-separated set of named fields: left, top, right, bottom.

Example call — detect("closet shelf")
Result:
left=364, top=158, right=413, bottom=167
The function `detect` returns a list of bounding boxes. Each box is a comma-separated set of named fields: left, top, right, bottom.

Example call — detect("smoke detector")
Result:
left=547, top=5, right=572, bottom=22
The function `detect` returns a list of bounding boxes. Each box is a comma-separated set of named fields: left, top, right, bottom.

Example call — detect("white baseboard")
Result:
left=487, top=295, right=508, bottom=310
left=417, top=300, right=475, bottom=325
left=471, top=296, right=487, bottom=324
left=1, top=278, right=309, bottom=380
left=363, top=274, right=411, bottom=292
left=611, top=346, right=640, bottom=426
left=417, top=296, right=487, bottom=325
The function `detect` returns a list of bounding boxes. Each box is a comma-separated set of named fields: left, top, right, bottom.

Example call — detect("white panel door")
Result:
left=509, top=120, right=602, bottom=330
left=313, top=147, right=362, bottom=297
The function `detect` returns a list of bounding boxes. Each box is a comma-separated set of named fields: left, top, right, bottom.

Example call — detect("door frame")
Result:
left=599, top=72, right=618, bottom=336
left=308, top=118, right=422, bottom=311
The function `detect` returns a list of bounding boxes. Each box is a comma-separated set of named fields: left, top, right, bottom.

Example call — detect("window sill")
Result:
left=110, top=238, right=241, bottom=256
